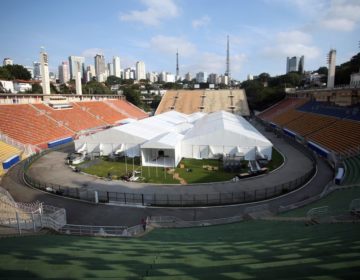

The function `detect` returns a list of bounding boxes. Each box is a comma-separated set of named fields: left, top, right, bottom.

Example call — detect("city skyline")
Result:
left=1, top=0, right=359, bottom=81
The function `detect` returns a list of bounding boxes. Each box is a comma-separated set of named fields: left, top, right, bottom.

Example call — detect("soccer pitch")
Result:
left=1, top=221, right=359, bottom=279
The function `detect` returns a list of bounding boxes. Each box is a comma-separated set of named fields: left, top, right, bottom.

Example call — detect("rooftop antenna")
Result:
left=225, top=35, right=231, bottom=86
left=176, top=49, right=179, bottom=78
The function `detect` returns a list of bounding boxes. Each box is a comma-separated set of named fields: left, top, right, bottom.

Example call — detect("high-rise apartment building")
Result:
left=286, top=56, right=298, bottom=73
left=196, top=72, right=207, bottom=83
left=113, top=56, right=121, bottom=78
left=68, top=56, right=85, bottom=80
left=208, top=73, right=218, bottom=84
left=58, top=61, right=69, bottom=84
left=298, top=55, right=305, bottom=74
left=94, top=54, right=106, bottom=82
left=107, top=63, right=114, bottom=76
left=33, top=62, right=41, bottom=80
left=3, top=58, right=13, bottom=66
left=136, top=61, right=146, bottom=80
left=86, top=65, right=96, bottom=82
left=184, top=72, right=192, bottom=82
left=40, top=48, right=50, bottom=95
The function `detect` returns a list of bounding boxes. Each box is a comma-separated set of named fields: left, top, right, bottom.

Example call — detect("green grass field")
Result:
left=78, top=148, right=283, bottom=184
left=282, top=186, right=360, bottom=217
left=0, top=221, right=359, bottom=279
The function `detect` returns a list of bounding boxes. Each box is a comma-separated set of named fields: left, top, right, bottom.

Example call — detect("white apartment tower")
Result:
left=75, top=61, right=82, bottom=95
left=113, top=56, right=121, bottom=78
left=327, top=49, right=336, bottom=88
left=94, top=54, right=106, bottom=82
left=136, top=61, right=146, bottom=81
left=68, top=56, right=85, bottom=80
left=40, top=48, right=51, bottom=95
left=58, top=61, right=69, bottom=84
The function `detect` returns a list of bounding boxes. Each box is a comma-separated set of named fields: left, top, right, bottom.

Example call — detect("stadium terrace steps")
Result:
left=155, top=90, right=250, bottom=115
left=74, top=101, right=128, bottom=125
left=0, top=141, right=22, bottom=176
left=284, top=113, right=338, bottom=137
left=270, top=110, right=304, bottom=126
left=33, top=103, right=106, bottom=132
left=258, top=98, right=309, bottom=121
left=105, top=99, right=148, bottom=120
left=307, top=119, right=360, bottom=154
left=0, top=104, right=73, bottom=148
left=343, top=155, right=360, bottom=185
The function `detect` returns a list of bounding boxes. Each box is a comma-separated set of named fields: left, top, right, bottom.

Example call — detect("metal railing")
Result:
left=22, top=125, right=317, bottom=207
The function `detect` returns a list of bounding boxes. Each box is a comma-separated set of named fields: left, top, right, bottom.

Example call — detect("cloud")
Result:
left=81, top=48, right=104, bottom=58
left=150, top=35, right=196, bottom=56
left=119, top=0, right=179, bottom=26
left=192, top=15, right=210, bottom=29
left=262, top=30, right=320, bottom=59
left=319, top=0, right=360, bottom=31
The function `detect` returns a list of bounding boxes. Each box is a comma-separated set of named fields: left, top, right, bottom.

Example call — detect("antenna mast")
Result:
left=176, top=49, right=179, bottom=78
left=225, top=35, right=231, bottom=86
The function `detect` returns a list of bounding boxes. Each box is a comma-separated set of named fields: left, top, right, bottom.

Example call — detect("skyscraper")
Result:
left=298, top=55, right=305, bottom=74
left=94, top=54, right=106, bottom=82
left=58, top=61, right=69, bottom=84
left=86, top=65, right=96, bottom=82
left=33, top=61, right=41, bottom=80
left=196, top=72, right=207, bottom=83
left=113, top=56, right=121, bottom=78
left=107, top=63, right=114, bottom=76
left=286, top=56, right=298, bottom=73
left=68, top=56, right=85, bottom=80
left=75, top=61, right=82, bottom=95
left=136, top=61, right=146, bottom=80
left=40, top=48, right=50, bottom=95
left=327, top=49, right=336, bottom=88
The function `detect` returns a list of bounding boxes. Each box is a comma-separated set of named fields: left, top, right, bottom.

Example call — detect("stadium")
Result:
left=1, top=81, right=360, bottom=278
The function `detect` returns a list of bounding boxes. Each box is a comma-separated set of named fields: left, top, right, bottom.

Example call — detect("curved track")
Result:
left=1, top=124, right=334, bottom=227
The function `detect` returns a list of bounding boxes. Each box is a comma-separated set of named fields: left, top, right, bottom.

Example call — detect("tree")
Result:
left=0, top=67, right=11, bottom=80
left=84, top=81, right=112, bottom=95
left=31, top=83, right=42, bottom=93
left=106, top=75, right=122, bottom=86
left=4, top=64, right=31, bottom=80
left=123, top=87, right=141, bottom=106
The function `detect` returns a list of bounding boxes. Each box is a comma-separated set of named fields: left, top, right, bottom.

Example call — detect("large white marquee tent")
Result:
left=75, top=110, right=272, bottom=167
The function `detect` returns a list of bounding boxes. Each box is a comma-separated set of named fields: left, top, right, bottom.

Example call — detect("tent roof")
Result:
left=183, top=111, right=271, bottom=144
left=141, top=132, right=184, bottom=149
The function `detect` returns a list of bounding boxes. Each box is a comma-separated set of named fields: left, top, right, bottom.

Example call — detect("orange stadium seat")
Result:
left=33, top=103, right=106, bottom=132
left=258, top=98, right=308, bottom=121
left=0, top=104, right=73, bottom=147
left=74, top=101, right=127, bottom=124
left=105, top=99, right=148, bottom=120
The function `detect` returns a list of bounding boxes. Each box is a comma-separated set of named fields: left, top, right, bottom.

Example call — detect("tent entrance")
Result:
left=142, top=148, right=176, bottom=168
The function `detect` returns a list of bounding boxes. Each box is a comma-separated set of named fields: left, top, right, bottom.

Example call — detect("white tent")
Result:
left=141, top=132, right=184, bottom=167
left=181, top=111, right=272, bottom=160
left=74, top=110, right=273, bottom=167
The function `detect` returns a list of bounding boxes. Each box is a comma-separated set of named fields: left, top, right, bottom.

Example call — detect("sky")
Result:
left=1, top=0, right=359, bottom=81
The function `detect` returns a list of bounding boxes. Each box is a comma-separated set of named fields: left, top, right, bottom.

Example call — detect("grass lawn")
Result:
left=78, top=148, right=283, bottom=185
left=282, top=186, right=360, bottom=217
left=0, top=221, right=359, bottom=279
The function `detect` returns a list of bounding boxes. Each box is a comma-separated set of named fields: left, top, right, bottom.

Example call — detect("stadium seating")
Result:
left=33, top=103, right=106, bottom=132
left=342, top=155, right=360, bottom=185
left=284, top=113, right=338, bottom=137
left=258, top=98, right=308, bottom=121
left=105, top=99, right=148, bottom=120
left=307, top=119, right=360, bottom=154
left=0, top=104, right=73, bottom=148
left=155, top=90, right=250, bottom=115
left=0, top=141, right=22, bottom=176
left=270, top=109, right=304, bottom=126
left=298, top=100, right=360, bottom=121
left=74, top=101, right=127, bottom=124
